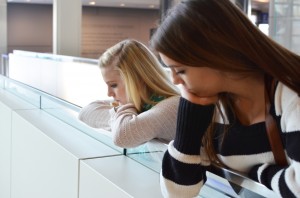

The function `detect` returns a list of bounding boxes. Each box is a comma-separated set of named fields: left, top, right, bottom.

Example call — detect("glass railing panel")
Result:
left=4, top=78, right=42, bottom=108
left=207, top=167, right=278, bottom=198
left=0, top=74, right=123, bottom=154
left=125, top=140, right=167, bottom=173
left=40, top=95, right=122, bottom=153
left=0, top=75, right=4, bottom=88
left=125, top=139, right=278, bottom=198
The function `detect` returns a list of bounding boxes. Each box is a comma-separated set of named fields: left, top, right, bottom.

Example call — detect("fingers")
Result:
left=111, top=101, right=120, bottom=107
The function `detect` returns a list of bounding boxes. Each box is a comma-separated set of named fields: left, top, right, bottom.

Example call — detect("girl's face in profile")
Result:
left=159, top=53, right=224, bottom=100
left=101, top=66, right=128, bottom=105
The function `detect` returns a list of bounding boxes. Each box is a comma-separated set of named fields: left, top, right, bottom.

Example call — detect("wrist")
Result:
left=173, top=97, right=215, bottom=154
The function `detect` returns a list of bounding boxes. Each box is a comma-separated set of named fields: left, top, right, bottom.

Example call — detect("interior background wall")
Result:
left=7, top=3, right=159, bottom=59
left=7, top=3, right=53, bottom=54
left=82, top=7, right=159, bottom=58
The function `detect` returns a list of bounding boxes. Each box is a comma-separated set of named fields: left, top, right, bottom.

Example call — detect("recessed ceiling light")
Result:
left=149, top=5, right=155, bottom=8
left=89, top=1, right=95, bottom=5
left=254, top=0, right=269, bottom=2
left=120, top=3, right=125, bottom=7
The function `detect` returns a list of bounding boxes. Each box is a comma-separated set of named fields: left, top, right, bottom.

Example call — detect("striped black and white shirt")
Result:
left=160, top=82, right=300, bottom=198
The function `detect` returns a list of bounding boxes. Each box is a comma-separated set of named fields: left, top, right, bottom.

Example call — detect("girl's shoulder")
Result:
left=274, top=82, right=299, bottom=114
left=275, top=82, right=300, bottom=133
left=159, top=95, right=180, bottom=104
left=165, top=95, right=181, bottom=100
left=151, top=95, right=180, bottom=109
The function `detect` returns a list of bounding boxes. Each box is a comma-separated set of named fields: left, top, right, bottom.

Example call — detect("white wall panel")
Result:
left=80, top=161, right=133, bottom=198
left=0, top=89, right=36, bottom=198
left=79, top=156, right=163, bottom=198
left=11, top=112, right=79, bottom=198
left=0, top=102, right=12, bottom=198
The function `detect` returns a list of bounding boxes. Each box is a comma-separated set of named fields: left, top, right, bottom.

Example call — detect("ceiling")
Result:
left=7, top=0, right=269, bottom=11
left=252, top=0, right=269, bottom=12
left=7, top=0, right=161, bottom=9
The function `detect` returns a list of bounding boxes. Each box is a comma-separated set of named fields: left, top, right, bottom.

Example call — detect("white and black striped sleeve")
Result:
left=160, top=97, right=215, bottom=198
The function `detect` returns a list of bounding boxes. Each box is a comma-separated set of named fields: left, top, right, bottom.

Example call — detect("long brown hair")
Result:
left=151, top=0, right=300, bottom=165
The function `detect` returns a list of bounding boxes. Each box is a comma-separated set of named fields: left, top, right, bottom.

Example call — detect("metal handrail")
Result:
left=1, top=54, right=9, bottom=76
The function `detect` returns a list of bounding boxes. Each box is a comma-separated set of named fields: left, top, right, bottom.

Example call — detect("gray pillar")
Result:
left=53, top=0, right=82, bottom=56
left=160, top=0, right=171, bottom=20
left=235, top=0, right=251, bottom=16
left=0, top=0, right=7, bottom=56
left=0, top=0, right=7, bottom=74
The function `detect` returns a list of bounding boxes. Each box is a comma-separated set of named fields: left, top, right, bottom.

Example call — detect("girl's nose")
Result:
left=107, top=88, right=114, bottom=97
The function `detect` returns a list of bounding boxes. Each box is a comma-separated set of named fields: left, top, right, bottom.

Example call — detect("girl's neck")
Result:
left=229, top=76, right=266, bottom=125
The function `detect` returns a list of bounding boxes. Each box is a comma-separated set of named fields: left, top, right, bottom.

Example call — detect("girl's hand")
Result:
left=111, top=101, right=120, bottom=107
left=179, top=85, right=218, bottom=105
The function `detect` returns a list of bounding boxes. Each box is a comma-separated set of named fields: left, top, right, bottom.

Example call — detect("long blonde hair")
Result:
left=99, top=39, right=179, bottom=112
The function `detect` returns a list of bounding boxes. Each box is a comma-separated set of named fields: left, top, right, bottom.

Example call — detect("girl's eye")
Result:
left=175, top=70, right=185, bottom=75
left=110, top=84, right=117, bottom=88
